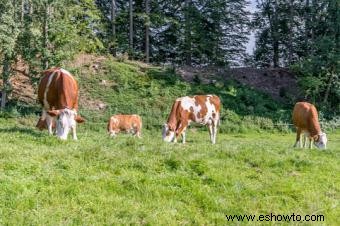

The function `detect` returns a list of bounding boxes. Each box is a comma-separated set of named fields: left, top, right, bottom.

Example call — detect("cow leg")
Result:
left=45, top=113, right=55, bottom=135
left=309, top=137, right=313, bottom=149
left=135, top=125, right=141, bottom=138
left=208, top=124, right=214, bottom=144
left=302, top=133, right=307, bottom=148
left=72, top=125, right=78, bottom=140
left=212, top=125, right=217, bottom=144
left=176, top=123, right=188, bottom=144
left=181, top=128, right=187, bottom=144
left=135, top=131, right=141, bottom=138
left=212, top=118, right=219, bottom=144
left=109, top=131, right=117, bottom=138
left=294, top=128, right=302, bottom=148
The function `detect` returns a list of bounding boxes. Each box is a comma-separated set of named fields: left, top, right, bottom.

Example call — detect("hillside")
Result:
left=1, top=54, right=297, bottom=132
left=2, top=55, right=300, bottom=107
left=177, top=66, right=301, bottom=101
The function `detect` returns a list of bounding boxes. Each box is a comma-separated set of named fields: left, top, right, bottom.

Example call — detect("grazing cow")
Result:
left=162, top=95, right=221, bottom=144
left=36, top=67, right=84, bottom=140
left=107, top=114, right=142, bottom=138
left=292, top=102, right=327, bottom=149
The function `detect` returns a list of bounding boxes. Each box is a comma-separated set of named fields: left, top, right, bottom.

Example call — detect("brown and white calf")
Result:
left=36, top=68, right=84, bottom=140
left=107, top=114, right=142, bottom=138
left=162, top=95, right=221, bottom=144
left=292, top=102, right=327, bottom=149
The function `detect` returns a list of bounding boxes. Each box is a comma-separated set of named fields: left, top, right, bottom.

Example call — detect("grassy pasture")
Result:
left=0, top=58, right=339, bottom=225
left=0, top=117, right=339, bottom=225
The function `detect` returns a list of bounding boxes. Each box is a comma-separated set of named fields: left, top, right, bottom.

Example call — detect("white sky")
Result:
left=245, top=0, right=257, bottom=55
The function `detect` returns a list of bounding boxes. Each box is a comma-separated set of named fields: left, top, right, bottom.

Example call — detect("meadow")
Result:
left=0, top=58, right=339, bottom=225
left=0, top=116, right=339, bottom=225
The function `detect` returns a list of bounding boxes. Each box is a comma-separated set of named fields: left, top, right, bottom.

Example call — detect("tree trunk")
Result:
left=1, top=54, right=12, bottom=109
left=304, top=0, right=310, bottom=56
left=184, top=0, right=192, bottom=66
left=110, top=0, right=116, bottom=56
left=145, top=0, right=150, bottom=63
left=129, top=0, right=134, bottom=59
left=311, top=0, right=317, bottom=45
left=42, top=2, right=50, bottom=69
left=287, top=0, right=294, bottom=65
left=272, top=0, right=279, bottom=67
left=29, top=0, right=33, bottom=14
left=21, top=0, right=24, bottom=22
left=323, top=72, right=334, bottom=104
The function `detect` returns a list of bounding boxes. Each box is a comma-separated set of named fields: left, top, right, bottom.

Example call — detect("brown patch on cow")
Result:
left=209, top=95, right=221, bottom=113
left=107, top=114, right=142, bottom=136
left=166, top=100, right=181, bottom=131
left=38, top=68, right=80, bottom=111
left=292, top=102, right=321, bottom=138
left=37, top=68, right=85, bottom=123
left=36, top=118, right=56, bottom=130
left=75, top=115, right=85, bottom=123
left=165, top=95, right=221, bottom=142
left=195, top=95, right=208, bottom=119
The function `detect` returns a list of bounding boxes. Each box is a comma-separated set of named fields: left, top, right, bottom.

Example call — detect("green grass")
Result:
left=1, top=58, right=339, bottom=224
left=0, top=117, right=339, bottom=225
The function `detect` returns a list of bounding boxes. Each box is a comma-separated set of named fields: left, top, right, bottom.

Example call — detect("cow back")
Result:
left=38, top=68, right=79, bottom=110
left=293, top=102, right=321, bottom=135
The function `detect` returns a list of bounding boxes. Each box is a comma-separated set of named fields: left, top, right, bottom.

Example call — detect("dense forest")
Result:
left=0, top=0, right=339, bottom=112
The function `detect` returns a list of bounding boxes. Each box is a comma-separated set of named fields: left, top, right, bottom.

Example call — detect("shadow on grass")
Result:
left=0, top=127, right=44, bottom=137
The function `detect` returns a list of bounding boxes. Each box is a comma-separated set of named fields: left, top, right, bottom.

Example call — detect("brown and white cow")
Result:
left=292, top=102, right=327, bottom=149
left=36, top=67, right=84, bottom=140
left=162, top=95, right=221, bottom=144
left=107, top=114, right=142, bottom=138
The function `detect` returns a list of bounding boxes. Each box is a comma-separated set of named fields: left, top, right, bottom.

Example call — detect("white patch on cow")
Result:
left=204, top=96, right=217, bottom=125
left=56, top=109, right=77, bottom=140
left=43, top=71, right=57, bottom=109
left=178, top=96, right=202, bottom=123
left=60, top=68, right=76, bottom=83
left=315, top=132, right=327, bottom=149
left=60, top=68, right=71, bottom=76
left=162, top=123, right=175, bottom=142
left=111, top=117, right=119, bottom=124
left=109, top=131, right=116, bottom=137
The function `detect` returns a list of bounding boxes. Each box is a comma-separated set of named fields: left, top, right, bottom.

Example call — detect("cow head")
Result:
left=314, top=132, right=327, bottom=149
left=47, top=108, right=84, bottom=140
left=162, top=123, right=175, bottom=142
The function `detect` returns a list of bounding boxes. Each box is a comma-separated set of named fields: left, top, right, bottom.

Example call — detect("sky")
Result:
left=245, top=0, right=257, bottom=54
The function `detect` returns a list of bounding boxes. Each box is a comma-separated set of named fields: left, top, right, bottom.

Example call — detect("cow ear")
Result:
left=47, top=110, right=60, bottom=117
left=36, top=118, right=46, bottom=130
left=75, top=115, right=85, bottom=123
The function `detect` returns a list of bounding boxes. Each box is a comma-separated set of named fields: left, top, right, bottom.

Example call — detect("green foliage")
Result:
left=0, top=1, right=20, bottom=56
left=253, top=0, right=339, bottom=112
left=292, top=35, right=339, bottom=112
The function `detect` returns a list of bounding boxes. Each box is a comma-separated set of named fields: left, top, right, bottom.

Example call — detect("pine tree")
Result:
left=0, top=0, right=20, bottom=108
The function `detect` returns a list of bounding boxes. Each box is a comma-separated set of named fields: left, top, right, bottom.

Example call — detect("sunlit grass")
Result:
left=0, top=117, right=339, bottom=225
